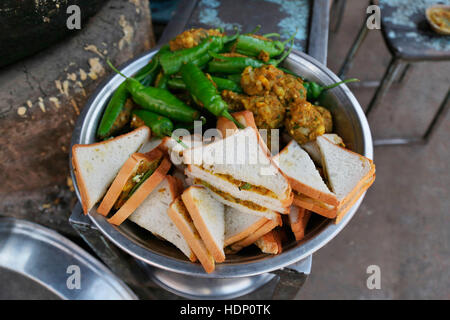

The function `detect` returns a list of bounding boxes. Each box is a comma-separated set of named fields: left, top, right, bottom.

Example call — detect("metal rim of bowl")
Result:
left=69, top=47, right=373, bottom=278
left=0, top=217, right=137, bottom=299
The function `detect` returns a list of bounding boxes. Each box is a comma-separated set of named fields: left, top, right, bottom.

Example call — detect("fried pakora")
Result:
left=285, top=101, right=326, bottom=144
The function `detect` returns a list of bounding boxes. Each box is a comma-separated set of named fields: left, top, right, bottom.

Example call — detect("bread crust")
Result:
left=224, top=216, right=269, bottom=247
left=107, top=157, right=172, bottom=225
left=71, top=126, right=150, bottom=214
left=334, top=173, right=376, bottom=224
left=318, top=135, right=376, bottom=206
left=289, top=206, right=311, bottom=241
left=97, top=149, right=163, bottom=216
left=255, top=230, right=282, bottom=254
left=167, top=197, right=215, bottom=273
left=292, top=194, right=337, bottom=218
left=230, top=218, right=280, bottom=252
left=217, top=110, right=258, bottom=138
left=181, top=186, right=226, bottom=263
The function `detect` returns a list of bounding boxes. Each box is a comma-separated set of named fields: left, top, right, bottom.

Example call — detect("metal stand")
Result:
left=372, top=89, right=450, bottom=146
left=69, top=203, right=312, bottom=299
left=337, top=0, right=448, bottom=146
left=330, top=0, right=347, bottom=33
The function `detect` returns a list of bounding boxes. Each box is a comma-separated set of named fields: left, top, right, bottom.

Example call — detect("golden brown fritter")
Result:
left=221, top=90, right=285, bottom=129
left=285, top=101, right=326, bottom=144
left=169, top=28, right=223, bottom=51
left=240, top=65, right=307, bottom=104
left=221, top=90, right=246, bottom=112
left=241, top=94, right=285, bottom=129
left=314, top=106, right=333, bottom=133
left=240, top=65, right=285, bottom=96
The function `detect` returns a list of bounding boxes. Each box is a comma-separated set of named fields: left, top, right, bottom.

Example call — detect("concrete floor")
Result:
left=296, top=0, right=450, bottom=299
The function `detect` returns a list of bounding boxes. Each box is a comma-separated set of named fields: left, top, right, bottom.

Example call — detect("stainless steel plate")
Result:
left=69, top=48, right=373, bottom=278
left=0, top=217, right=137, bottom=300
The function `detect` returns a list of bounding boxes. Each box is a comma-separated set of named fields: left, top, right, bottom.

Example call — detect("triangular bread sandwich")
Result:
left=168, top=197, right=215, bottom=273
left=97, top=148, right=172, bottom=225
left=316, top=135, right=375, bottom=223
left=71, top=126, right=150, bottom=214
left=273, top=139, right=339, bottom=218
left=288, top=206, right=311, bottom=241
left=228, top=214, right=282, bottom=253
left=181, top=186, right=226, bottom=263
left=302, top=133, right=344, bottom=165
left=224, top=206, right=274, bottom=247
left=184, top=126, right=293, bottom=218
left=254, top=229, right=283, bottom=254
left=128, top=176, right=196, bottom=262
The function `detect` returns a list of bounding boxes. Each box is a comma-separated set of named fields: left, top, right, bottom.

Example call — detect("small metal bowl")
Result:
left=70, top=48, right=373, bottom=279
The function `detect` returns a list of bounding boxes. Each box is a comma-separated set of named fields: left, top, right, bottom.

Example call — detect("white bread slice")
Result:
left=316, top=135, right=375, bottom=204
left=183, top=127, right=292, bottom=213
left=97, top=149, right=163, bottom=217
left=273, top=140, right=338, bottom=206
left=288, top=206, right=311, bottom=241
left=72, top=126, right=150, bottom=214
left=224, top=206, right=269, bottom=246
left=107, top=157, right=172, bottom=225
left=302, top=133, right=344, bottom=165
left=139, top=137, right=163, bottom=153
left=254, top=230, right=282, bottom=254
left=229, top=217, right=281, bottom=253
left=181, top=186, right=226, bottom=263
left=128, top=176, right=196, bottom=261
left=168, top=197, right=215, bottom=273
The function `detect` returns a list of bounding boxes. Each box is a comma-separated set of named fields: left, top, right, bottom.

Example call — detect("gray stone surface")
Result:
left=296, top=0, right=450, bottom=300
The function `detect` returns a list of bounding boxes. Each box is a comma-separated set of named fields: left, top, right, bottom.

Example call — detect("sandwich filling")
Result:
left=199, top=166, right=277, bottom=198
left=194, top=179, right=266, bottom=212
left=175, top=199, right=202, bottom=240
left=114, top=156, right=163, bottom=209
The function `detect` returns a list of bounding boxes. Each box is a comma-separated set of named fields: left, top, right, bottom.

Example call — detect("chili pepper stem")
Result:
left=106, top=59, right=130, bottom=80
left=282, top=29, right=298, bottom=45
left=322, top=78, right=359, bottom=90
left=273, top=38, right=294, bottom=66
left=249, top=25, right=261, bottom=34
left=173, top=136, right=189, bottom=149
left=262, top=33, right=281, bottom=38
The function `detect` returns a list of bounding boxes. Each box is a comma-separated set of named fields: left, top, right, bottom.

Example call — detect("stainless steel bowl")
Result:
left=69, top=48, right=373, bottom=279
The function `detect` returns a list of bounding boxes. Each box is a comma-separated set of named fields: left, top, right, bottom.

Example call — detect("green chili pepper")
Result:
left=155, top=72, right=169, bottom=89
left=207, top=41, right=293, bottom=74
left=180, top=62, right=244, bottom=128
left=211, top=76, right=242, bottom=93
left=96, top=46, right=169, bottom=139
left=167, top=78, right=187, bottom=90
left=96, top=83, right=129, bottom=139
left=226, top=73, right=242, bottom=84
left=304, top=78, right=359, bottom=102
left=107, top=60, right=201, bottom=123
left=127, top=79, right=200, bottom=122
left=159, top=31, right=239, bottom=75
left=234, top=31, right=296, bottom=58
left=131, top=109, right=173, bottom=137
left=168, top=76, right=242, bottom=93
